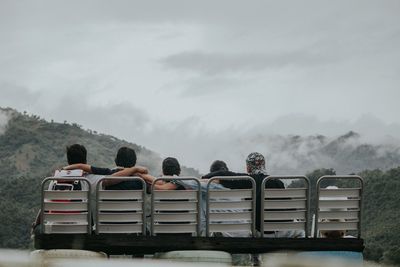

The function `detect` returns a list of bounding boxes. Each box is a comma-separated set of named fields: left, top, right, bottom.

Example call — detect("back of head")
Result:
left=66, top=144, right=87, bottom=164
left=246, top=152, right=266, bottom=175
left=115, top=147, right=137, bottom=168
left=162, top=157, right=181, bottom=176
left=210, top=160, right=229, bottom=172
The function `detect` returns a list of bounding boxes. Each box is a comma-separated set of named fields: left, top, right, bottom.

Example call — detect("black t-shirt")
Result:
left=91, top=166, right=143, bottom=190
left=202, top=170, right=249, bottom=189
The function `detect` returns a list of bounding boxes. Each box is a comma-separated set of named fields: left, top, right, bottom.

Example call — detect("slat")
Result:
left=153, top=201, right=197, bottom=211
left=153, top=190, right=198, bottom=200
left=97, top=224, right=143, bottom=233
left=209, top=211, right=252, bottom=221
left=44, top=202, right=88, bottom=211
left=264, top=189, right=307, bottom=198
left=98, top=190, right=143, bottom=200
left=44, top=223, right=88, bottom=234
left=209, top=189, right=253, bottom=199
left=319, top=199, right=360, bottom=209
left=319, top=188, right=360, bottom=198
left=209, top=223, right=252, bottom=232
left=154, top=212, right=197, bottom=222
left=318, top=221, right=359, bottom=231
left=264, top=199, right=306, bottom=209
left=98, top=201, right=143, bottom=211
left=263, top=221, right=306, bottom=231
left=263, top=210, right=306, bottom=220
left=153, top=224, right=197, bottom=233
left=318, top=210, right=359, bottom=220
left=44, top=190, right=89, bottom=200
left=43, top=213, right=88, bottom=223
left=98, top=212, right=143, bottom=223
left=209, top=200, right=252, bottom=210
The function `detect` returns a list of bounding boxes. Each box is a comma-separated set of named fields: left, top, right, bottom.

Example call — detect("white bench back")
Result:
left=41, top=177, right=91, bottom=234
left=151, top=177, right=201, bottom=236
left=261, top=176, right=310, bottom=236
left=206, top=176, right=256, bottom=237
left=95, top=176, right=146, bottom=234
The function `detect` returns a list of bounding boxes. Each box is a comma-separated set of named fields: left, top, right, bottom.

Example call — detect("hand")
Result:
left=134, top=166, right=148, bottom=174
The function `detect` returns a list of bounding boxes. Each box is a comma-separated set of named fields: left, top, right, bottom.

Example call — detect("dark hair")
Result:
left=66, top=144, right=87, bottom=164
left=210, top=160, right=228, bottom=172
left=162, top=157, right=181, bottom=176
left=115, top=147, right=137, bottom=168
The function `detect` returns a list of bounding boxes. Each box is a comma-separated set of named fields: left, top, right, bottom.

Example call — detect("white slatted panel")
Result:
left=98, top=190, right=143, bottom=200
left=264, top=199, right=306, bottom=209
left=318, top=221, right=359, bottom=231
left=44, top=202, right=88, bottom=211
left=98, top=201, right=143, bottom=211
left=319, top=188, right=360, bottom=198
left=153, top=224, right=197, bottom=233
left=209, top=223, right=252, bottom=232
left=263, top=210, right=306, bottom=220
left=264, top=221, right=306, bottom=231
left=319, top=199, right=360, bottom=209
left=209, top=211, right=252, bottom=221
left=209, top=189, right=253, bottom=199
left=264, top=188, right=307, bottom=198
left=44, top=190, right=89, bottom=200
left=153, top=190, right=197, bottom=200
left=209, top=200, right=252, bottom=210
left=318, top=210, right=359, bottom=220
left=154, top=212, right=197, bottom=222
left=97, top=224, right=143, bottom=233
left=44, top=223, right=88, bottom=234
left=98, top=212, right=143, bottom=223
left=153, top=201, right=197, bottom=211
left=43, top=213, right=88, bottom=223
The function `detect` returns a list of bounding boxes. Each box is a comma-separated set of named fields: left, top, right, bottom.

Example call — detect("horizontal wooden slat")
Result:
left=263, top=210, right=306, bottom=220
left=263, top=221, right=306, bottom=231
left=154, top=212, right=197, bottom=222
left=209, top=211, right=252, bottom=222
left=264, top=199, right=306, bottom=209
left=318, top=210, right=359, bottom=220
left=44, top=202, right=88, bottom=211
left=209, top=200, right=252, bottom=210
left=209, top=189, right=253, bottom=199
left=264, top=189, right=307, bottom=198
left=153, top=201, right=197, bottom=211
left=98, top=212, right=143, bottom=223
left=44, top=190, right=89, bottom=200
left=318, top=221, right=359, bottom=231
left=44, top=223, right=89, bottom=234
left=319, top=199, right=360, bottom=209
left=98, top=190, right=143, bottom=200
left=97, top=224, right=143, bottom=233
left=209, top=223, right=252, bottom=232
left=153, top=190, right=198, bottom=200
left=153, top=224, right=197, bottom=233
left=319, top=188, right=360, bottom=198
left=43, top=213, right=88, bottom=223
left=98, top=201, right=143, bottom=211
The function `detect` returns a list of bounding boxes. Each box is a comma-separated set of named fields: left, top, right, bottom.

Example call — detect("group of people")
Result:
left=35, top=143, right=300, bottom=237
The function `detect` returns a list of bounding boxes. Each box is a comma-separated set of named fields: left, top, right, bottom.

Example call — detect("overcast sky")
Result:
left=1, top=0, right=400, bottom=173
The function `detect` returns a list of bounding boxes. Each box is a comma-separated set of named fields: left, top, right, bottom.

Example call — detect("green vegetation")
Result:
left=0, top=108, right=399, bottom=265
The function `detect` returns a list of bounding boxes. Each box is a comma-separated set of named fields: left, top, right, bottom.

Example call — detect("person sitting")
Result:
left=202, top=160, right=248, bottom=189
left=63, top=146, right=146, bottom=189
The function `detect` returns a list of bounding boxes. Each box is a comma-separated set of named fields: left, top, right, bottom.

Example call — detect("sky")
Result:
left=1, top=0, right=400, bottom=173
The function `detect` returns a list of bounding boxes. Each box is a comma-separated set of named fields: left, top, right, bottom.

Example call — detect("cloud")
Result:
left=0, top=109, right=12, bottom=135
left=160, top=50, right=332, bottom=75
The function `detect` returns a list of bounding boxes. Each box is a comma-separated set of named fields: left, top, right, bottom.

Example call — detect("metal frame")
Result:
left=206, top=176, right=256, bottom=237
left=315, top=175, right=364, bottom=238
left=95, top=176, right=146, bottom=235
left=41, top=177, right=91, bottom=234
left=260, top=175, right=310, bottom=237
left=151, top=177, right=201, bottom=236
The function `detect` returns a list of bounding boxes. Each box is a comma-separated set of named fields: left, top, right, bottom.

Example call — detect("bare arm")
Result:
left=154, top=182, right=178, bottom=190
left=62, top=163, right=92, bottom=173
left=102, top=166, right=148, bottom=187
